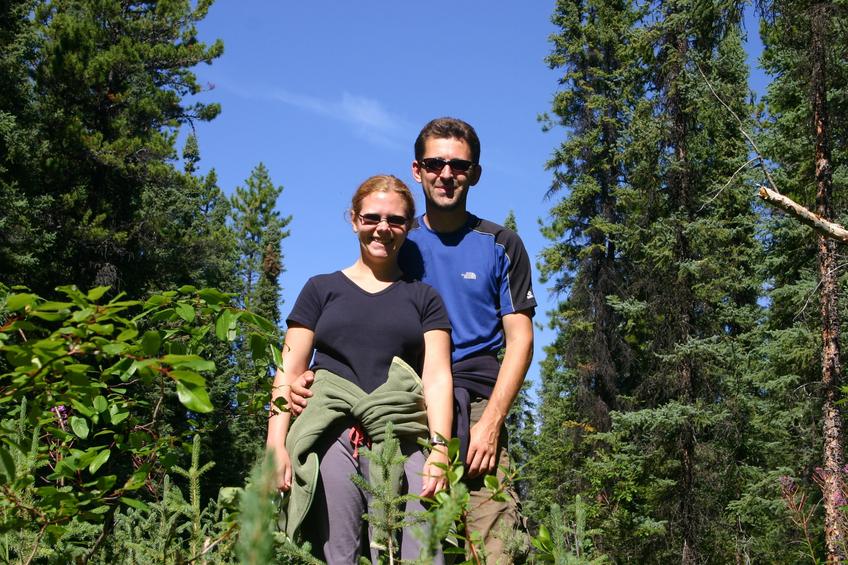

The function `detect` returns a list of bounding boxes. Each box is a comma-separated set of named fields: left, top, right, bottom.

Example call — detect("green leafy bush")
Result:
left=0, top=284, right=279, bottom=560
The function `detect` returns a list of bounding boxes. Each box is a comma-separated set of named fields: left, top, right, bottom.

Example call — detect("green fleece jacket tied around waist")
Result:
left=280, top=356, right=429, bottom=538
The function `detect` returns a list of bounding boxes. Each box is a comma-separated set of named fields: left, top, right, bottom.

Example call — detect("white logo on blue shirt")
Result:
left=461, top=272, right=477, bottom=280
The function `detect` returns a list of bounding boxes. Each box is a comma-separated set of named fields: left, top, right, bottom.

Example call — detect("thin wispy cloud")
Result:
left=224, top=82, right=410, bottom=150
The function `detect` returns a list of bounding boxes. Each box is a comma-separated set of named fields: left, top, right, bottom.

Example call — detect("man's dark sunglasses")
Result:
left=358, top=213, right=408, bottom=228
left=418, top=157, right=476, bottom=174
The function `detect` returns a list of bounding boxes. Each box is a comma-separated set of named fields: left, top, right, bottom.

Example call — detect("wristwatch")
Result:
left=430, top=434, right=448, bottom=448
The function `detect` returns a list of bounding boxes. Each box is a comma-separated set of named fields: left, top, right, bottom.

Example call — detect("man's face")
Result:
left=412, top=137, right=481, bottom=213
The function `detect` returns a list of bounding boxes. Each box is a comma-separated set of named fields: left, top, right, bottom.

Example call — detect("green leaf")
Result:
left=120, top=497, right=151, bottom=512
left=5, top=293, right=37, bottom=311
left=143, top=294, right=169, bottom=308
left=537, top=524, right=552, bottom=545
left=97, top=475, right=117, bottom=490
left=270, top=343, right=283, bottom=368
left=170, top=369, right=206, bottom=386
left=141, top=331, right=161, bottom=356
left=93, top=396, right=108, bottom=413
left=176, top=381, right=213, bottom=413
left=70, top=416, right=90, bottom=439
left=29, top=311, right=68, bottom=322
left=162, top=354, right=214, bottom=372
left=89, top=449, right=111, bottom=474
left=0, top=447, right=15, bottom=484
left=122, top=465, right=151, bottom=491
left=72, top=307, right=95, bottom=322
left=87, top=287, right=110, bottom=301
left=215, top=309, right=236, bottom=341
left=45, top=524, right=68, bottom=540
left=178, top=285, right=197, bottom=294
left=175, top=302, right=195, bottom=322
left=71, top=400, right=94, bottom=418
left=218, top=486, right=241, bottom=506
left=109, top=404, right=129, bottom=425
left=102, top=342, right=127, bottom=356
left=239, top=311, right=277, bottom=334
left=149, top=308, right=176, bottom=323
left=249, top=333, right=268, bottom=360
left=57, top=285, right=86, bottom=304
left=484, top=474, right=500, bottom=492
left=88, top=323, right=115, bottom=335
left=116, top=328, right=138, bottom=342
left=198, top=288, right=230, bottom=305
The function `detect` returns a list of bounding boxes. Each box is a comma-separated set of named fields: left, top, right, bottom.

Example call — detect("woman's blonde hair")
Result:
left=350, top=175, right=415, bottom=221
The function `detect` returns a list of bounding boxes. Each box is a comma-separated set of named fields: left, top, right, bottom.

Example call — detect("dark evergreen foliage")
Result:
left=3, top=0, right=848, bottom=561
left=532, top=0, right=782, bottom=561
left=0, top=0, right=224, bottom=295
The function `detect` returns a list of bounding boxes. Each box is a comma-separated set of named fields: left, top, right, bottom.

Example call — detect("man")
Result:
left=290, top=117, right=536, bottom=562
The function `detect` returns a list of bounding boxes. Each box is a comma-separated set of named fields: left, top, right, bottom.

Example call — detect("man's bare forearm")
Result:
left=479, top=311, right=533, bottom=429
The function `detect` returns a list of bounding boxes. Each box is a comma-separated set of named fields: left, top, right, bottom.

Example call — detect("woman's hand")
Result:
left=272, top=446, right=293, bottom=492
left=420, top=447, right=449, bottom=498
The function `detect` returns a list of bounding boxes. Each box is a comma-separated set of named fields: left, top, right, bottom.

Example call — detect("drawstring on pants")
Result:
left=348, top=423, right=371, bottom=459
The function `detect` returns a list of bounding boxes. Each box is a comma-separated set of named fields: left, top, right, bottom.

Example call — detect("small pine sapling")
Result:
left=353, top=422, right=410, bottom=564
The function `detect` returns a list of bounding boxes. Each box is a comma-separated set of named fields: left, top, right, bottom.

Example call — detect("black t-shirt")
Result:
left=286, top=271, right=451, bottom=394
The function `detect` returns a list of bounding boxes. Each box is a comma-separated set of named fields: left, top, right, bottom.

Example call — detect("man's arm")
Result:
left=465, top=310, right=534, bottom=478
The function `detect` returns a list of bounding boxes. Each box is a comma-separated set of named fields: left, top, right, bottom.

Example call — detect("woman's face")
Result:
left=353, top=191, right=410, bottom=263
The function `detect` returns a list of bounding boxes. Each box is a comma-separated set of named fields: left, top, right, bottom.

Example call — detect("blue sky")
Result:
left=191, top=2, right=767, bottom=392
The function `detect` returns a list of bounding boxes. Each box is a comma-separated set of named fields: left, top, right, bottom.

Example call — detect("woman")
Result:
left=266, top=175, right=452, bottom=564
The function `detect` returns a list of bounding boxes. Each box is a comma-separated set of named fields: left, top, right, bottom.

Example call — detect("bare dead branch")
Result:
left=695, top=62, right=848, bottom=246
left=759, top=186, right=848, bottom=243
left=695, top=62, right=782, bottom=194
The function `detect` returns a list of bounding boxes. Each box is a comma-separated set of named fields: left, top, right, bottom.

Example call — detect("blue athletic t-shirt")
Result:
left=399, top=213, right=536, bottom=369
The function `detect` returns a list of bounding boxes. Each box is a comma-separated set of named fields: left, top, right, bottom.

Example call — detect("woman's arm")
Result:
left=420, top=328, right=453, bottom=497
left=265, top=324, right=314, bottom=491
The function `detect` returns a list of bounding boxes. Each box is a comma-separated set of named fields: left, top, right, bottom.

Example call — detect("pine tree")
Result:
left=0, top=0, right=53, bottom=281
left=0, top=0, right=223, bottom=295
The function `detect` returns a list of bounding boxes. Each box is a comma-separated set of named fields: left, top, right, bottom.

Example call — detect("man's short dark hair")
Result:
left=414, top=117, right=481, bottom=164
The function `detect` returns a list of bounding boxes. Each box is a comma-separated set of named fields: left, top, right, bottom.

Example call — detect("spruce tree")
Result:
left=231, top=163, right=292, bottom=322
left=535, top=0, right=766, bottom=560
left=139, top=133, right=238, bottom=292
left=599, top=7, right=761, bottom=561
left=758, top=0, right=848, bottom=559
left=531, top=0, right=643, bottom=536
left=501, top=211, right=537, bottom=500
left=200, top=163, right=291, bottom=495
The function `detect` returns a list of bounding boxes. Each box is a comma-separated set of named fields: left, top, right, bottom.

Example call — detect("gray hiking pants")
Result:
left=304, top=425, right=444, bottom=564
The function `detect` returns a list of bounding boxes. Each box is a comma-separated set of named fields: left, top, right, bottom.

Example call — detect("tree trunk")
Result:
left=811, top=4, right=846, bottom=562
left=667, top=21, right=698, bottom=565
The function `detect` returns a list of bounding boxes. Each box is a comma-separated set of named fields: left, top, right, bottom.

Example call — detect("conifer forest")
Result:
left=2, top=0, right=848, bottom=563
